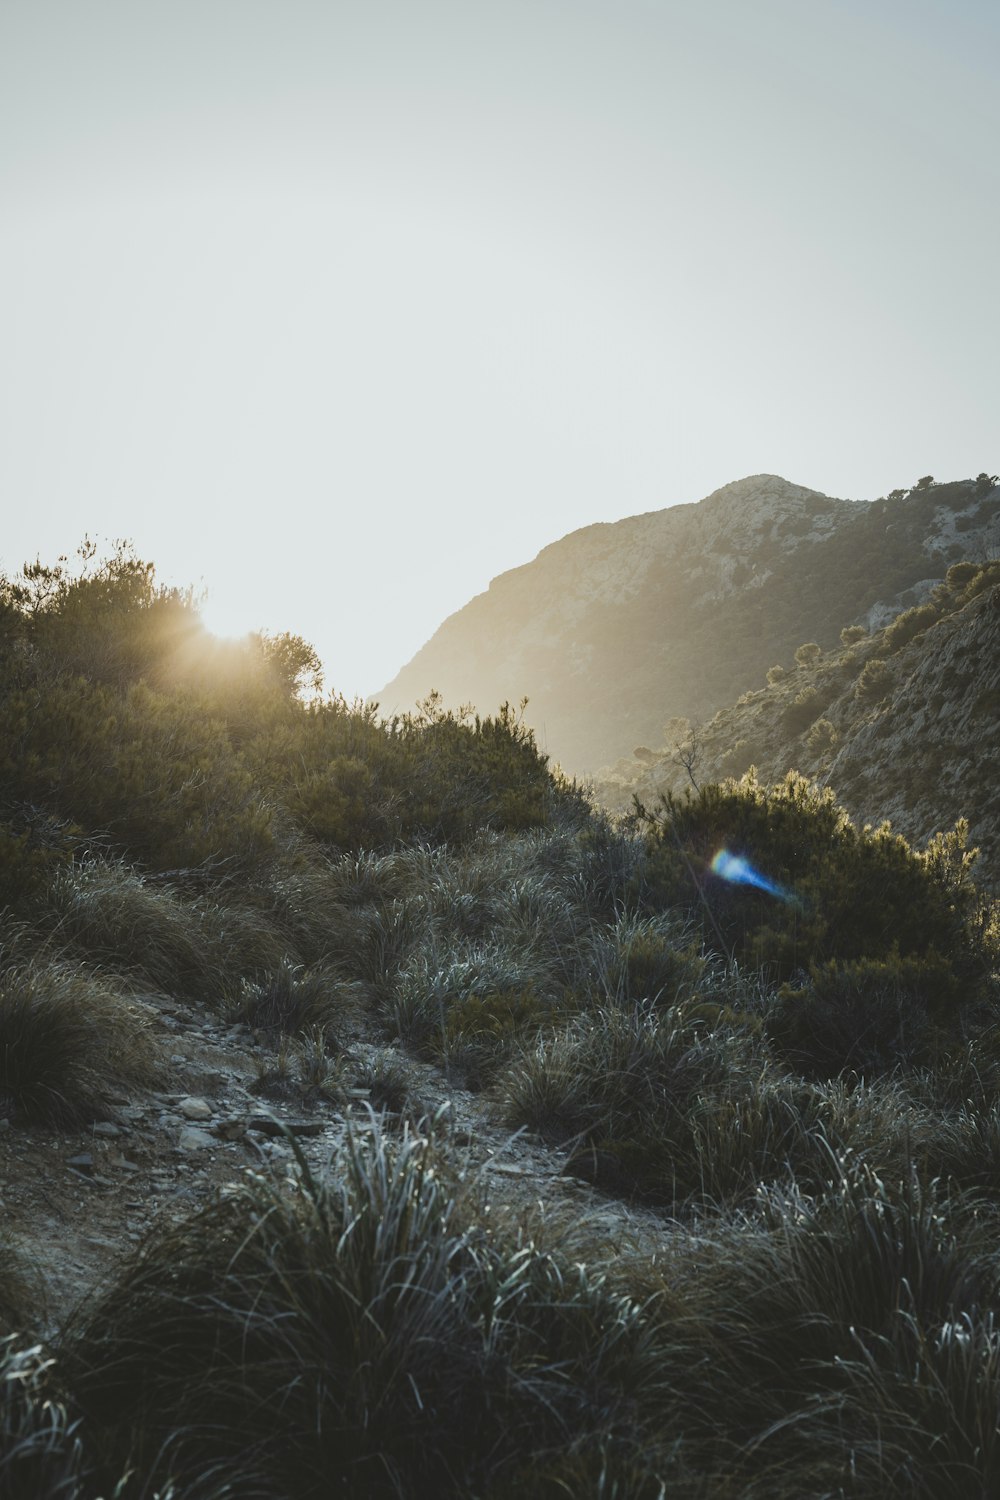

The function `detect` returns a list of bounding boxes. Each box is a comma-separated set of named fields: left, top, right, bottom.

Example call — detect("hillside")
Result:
left=596, top=558, right=1000, bottom=889
left=379, top=473, right=1000, bottom=772
left=2, top=540, right=1000, bottom=1497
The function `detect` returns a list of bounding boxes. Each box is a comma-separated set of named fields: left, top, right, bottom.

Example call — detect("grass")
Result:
left=47, top=857, right=289, bottom=1005
left=30, top=1128, right=1000, bottom=1498
left=0, top=960, right=160, bottom=1126
left=0, top=1337, right=91, bottom=1500
left=0, top=1240, right=37, bottom=1340
left=63, top=1119, right=671, bottom=1498
left=229, top=956, right=345, bottom=1038
left=3, top=767, right=999, bottom=1493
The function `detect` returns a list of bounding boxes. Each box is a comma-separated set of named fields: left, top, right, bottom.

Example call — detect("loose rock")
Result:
left=179, top=1097, right=213, bottom=1121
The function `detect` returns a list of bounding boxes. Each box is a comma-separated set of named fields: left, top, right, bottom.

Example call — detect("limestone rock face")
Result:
left=379, top=475, right=1000, bottom=774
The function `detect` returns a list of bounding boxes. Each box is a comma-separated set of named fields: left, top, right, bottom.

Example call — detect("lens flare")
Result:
left=710, top=848, right=792, bottom=903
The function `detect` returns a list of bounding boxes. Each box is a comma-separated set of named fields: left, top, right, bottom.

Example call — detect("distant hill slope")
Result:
left=379, top=474, right=1000, bottom=772
left=596, top=560, right=1000, bottom=889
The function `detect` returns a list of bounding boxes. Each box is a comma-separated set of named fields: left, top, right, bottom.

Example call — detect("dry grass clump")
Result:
left=502, top=999, right=768, bottom=1203
left=352, top=1048, right=415, bottom=1115
left=0, top=961, right=159, bottom=1126
left=388, top=939, right=551, bottom=1085
left=586, top=910, right=709, bottom=1007
left=625, top=1162, right=1000, bottom=1496
left=48, top=857, right=291, bottom=1006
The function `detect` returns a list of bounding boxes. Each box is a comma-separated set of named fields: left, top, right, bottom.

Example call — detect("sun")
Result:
left=196, top=591, right=262, bottom=644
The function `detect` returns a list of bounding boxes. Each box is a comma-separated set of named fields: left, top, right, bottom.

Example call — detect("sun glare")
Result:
left=197, top=594, right=261, bottom=644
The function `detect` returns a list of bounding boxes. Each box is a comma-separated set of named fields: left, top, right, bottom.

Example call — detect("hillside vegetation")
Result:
left=598, top=553, right=1000, bottom=888
left=1, top=539, right=1000, bottom=1498
left=381, top=471, right=1000, bottom=771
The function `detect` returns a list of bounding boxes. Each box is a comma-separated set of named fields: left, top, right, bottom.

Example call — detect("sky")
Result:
left=3, top=0, right=998, bottom=701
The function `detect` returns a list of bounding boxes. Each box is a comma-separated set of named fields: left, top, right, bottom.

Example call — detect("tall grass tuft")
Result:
left=0, top=1337, right=89, bottom=1500
left=229, top=956, right=346, bottom=1039
left=65, top=1120, right=673, bottom=1498
left=0, top=961, right=159, bottom=1126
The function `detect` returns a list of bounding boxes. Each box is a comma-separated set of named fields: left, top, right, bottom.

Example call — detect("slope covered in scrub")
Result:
left=1, top=539, right=999, bottom=1498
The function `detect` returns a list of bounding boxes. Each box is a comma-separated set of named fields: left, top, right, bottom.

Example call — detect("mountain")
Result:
left=378, top=473, right=1000, bottom=773
left=596, top=557, right=1000, bottom=888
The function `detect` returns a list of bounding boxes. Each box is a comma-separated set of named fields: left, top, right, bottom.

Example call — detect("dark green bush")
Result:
left=884, top=602, right=939, bottom=652
left=639, top=772, right=990, bottom=994
left=0, top=810, right=76, bottom=917
left=767, top=953, right=952, bottom=1079
left=855, top=656, right=894, bottom=702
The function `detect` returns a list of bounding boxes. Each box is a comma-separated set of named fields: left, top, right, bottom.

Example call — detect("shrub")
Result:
left=946, top=561, right=980, bottom=591
left=639, top=771, right=990, bottom=991
left=840, top=623, right=868, bottom=645
left=0, top=962, right=159, bottom=1126
left=765, top=664, right=786, bottom=685
left=804, top=715, right=838, bottom=755
left=0, top=810, right=76, bottom=917
left=885, top=602, right=938, bottom=653
left=856, top=656, right=894, bottom=702
left=766, top=954, right=952, bottom=1079
left=781, top=687, right=824, bottom=735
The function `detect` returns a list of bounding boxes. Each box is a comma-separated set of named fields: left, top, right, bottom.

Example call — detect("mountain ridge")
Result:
left=379, top=472, right=1000, bottom=770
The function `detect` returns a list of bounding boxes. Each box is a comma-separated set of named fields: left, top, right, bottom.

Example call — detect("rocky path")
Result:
left=1, top=990, right=672, bottom=1340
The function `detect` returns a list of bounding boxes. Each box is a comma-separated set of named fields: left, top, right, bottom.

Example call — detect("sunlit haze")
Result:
left=3, top=0, right=997, bottom=701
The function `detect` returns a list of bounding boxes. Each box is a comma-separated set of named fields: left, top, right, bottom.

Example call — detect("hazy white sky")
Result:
left=3, top=0, right=998, bottom=700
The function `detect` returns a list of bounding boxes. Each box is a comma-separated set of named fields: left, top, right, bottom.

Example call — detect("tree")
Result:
left=253, top=632, right=324, bottom=699
left=671, top=721, right=703, bottom=793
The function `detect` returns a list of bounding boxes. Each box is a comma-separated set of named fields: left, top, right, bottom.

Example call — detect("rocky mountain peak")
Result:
left=379, top=473, right=999, bottom=773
